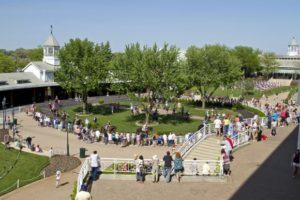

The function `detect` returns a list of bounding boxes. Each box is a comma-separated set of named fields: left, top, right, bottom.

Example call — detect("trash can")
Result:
left=79, top=148, right=86, bottom=158
left=13, top=119, right=17, bottom=125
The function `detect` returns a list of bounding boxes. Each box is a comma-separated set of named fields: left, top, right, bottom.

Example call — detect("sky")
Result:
left=0, top=0, right=299, bottom=54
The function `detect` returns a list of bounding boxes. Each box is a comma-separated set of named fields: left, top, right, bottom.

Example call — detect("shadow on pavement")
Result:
left=230, top=126, right=300, bottom=200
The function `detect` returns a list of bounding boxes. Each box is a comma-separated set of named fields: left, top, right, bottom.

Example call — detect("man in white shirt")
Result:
left=202, top=162, right=210, bottom=176
left=75, top=190, right=92, bottom=200
left=214, top=117, right=222, bottom=136
left=90, top=151, right=100, bottom=181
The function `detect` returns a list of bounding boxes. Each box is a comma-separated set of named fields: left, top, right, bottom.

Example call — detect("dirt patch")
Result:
left=44, top=155, right=81, bottom=177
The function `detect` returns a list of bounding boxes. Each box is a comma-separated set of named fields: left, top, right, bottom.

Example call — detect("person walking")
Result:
left=90, top=151, right=100, bottom=181
left=152, top=155, right=160, bottom=183
left=136, top=155, right=145, bottom=183
left=173, top=152, right=184, bottom=183
left=163, top=151, right=173, bottom=183
left=292, top=149, right=300, bottom=178
left=55, top=169, right=61, bottom=188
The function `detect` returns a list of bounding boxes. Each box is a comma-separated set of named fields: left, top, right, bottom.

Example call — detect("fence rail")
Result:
left=0, top=170, right=45, bottom=197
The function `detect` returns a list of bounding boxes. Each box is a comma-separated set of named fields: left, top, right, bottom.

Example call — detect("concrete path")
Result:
left=89, top=125, right=300, bottom=200
left=2, top=93, right=300, bottom=200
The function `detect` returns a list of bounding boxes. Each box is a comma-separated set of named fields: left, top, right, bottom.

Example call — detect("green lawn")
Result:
left=0, top=145, right=49, bottom=196
left=64, top=102, right=239, bottom=135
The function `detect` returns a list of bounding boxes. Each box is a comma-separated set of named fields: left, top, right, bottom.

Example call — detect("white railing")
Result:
left=177, top=123, right=215, bottom=158
left=100, top=158, right=223, bottom=176
left=177, top=115, right=267, bottom=158
left=77, top=158, right=90, bottom=193
left=231, top=131, right=250, bottom=150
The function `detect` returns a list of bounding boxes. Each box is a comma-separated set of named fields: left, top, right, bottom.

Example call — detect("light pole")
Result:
left=66, top=120, right=70, bottom=156
left=297, top=115, right=300, bottom=150
left=2, top=96, right=6, bottom=129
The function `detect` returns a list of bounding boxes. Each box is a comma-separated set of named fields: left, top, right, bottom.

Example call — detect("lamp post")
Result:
left=66, top=120, right=70, bottom=156
left=2, top=96, right=6, bottom=129
left=297, top=115, right=300, bottom=150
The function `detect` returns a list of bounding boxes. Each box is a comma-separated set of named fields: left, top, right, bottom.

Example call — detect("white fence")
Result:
left=77, top=158, right=90, bottom=193
left=76, top=157, right=224, bottom=192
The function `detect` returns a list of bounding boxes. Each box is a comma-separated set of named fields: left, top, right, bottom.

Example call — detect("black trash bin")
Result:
left=79, top=148, right=86, bottom=158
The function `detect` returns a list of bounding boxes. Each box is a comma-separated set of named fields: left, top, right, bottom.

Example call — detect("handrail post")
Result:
left=114, top=160, right=116, bottom=175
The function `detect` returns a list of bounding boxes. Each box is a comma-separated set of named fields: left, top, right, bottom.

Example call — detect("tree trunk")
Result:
left=202, top=98, right=206, bottom=109
left=82, top=93, right=88, bottom=114
left=145, top=111, right=150, bottom=125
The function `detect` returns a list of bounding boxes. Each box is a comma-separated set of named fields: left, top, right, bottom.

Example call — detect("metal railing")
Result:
left=177, top=116, right=267, bottom=159
left=77, top=158, right=90, bottom=193
left=177, top=123, right=215, bottom=158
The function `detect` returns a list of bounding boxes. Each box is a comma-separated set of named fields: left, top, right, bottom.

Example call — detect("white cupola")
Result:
left=42, top=25, right=60, bottom=65
left=287, top=36, right=299, bottom=56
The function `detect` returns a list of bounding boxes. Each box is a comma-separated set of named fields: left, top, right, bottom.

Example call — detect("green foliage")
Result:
left=0, top=52, right=15, bottom=73
left=244, top=79, right=255, bottom=95
left=233, top=46, right=261, bottom=77
left=98, top=100, right=105, bottom=104
left=70, top=181, right=77, bottom=200
left=28, top=47, right=43, bottom=61
left=0, top=47, right=45, bottom=73
left=55, top=39, right=112, bottom=114
left=259, top=52, right=279, bottom=79
left=111, top=43, right=185, bottom=123
left=185, top=44, right=243, bottom=108
left=284, top=86, right=298, bottom=104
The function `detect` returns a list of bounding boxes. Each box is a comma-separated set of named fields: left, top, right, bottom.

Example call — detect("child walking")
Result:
left=56, top=169, right=61, bottom=188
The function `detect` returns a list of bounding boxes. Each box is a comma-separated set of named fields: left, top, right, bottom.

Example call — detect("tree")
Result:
left=185, top=44, right=242, bottom=108
left=111, top=43, right=183, bottom=124
left=55, top=39, right=112, bottom=114
left=233, top=46, right=261, bottom=77
left=0, top=52, right=15, bottom=72
left=28, top=47, right=43, bottom=61
left=259, top=52, right=278, bottom=79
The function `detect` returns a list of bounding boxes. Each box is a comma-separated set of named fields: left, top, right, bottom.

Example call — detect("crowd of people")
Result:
left=255, top=80, right=280, bottom=91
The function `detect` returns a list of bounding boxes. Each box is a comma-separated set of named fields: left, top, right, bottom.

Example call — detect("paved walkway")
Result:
left=89, top=125, right=300, bottom=200
left=2, top=92, right=300, bottom=200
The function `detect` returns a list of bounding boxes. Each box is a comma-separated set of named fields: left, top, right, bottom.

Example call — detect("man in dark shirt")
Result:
left=26, top=136, right=32, bottom=149
left=163, top=151, right=173, bottom=183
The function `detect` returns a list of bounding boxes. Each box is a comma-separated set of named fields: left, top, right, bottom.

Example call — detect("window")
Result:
left=16, top=79, right=31, bottom=84
left=0, top=81, right=7, bottom=86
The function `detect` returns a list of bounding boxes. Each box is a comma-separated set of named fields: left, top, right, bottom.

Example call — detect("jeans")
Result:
left=164, top=167, right=172, bottom=183
left=91, top=167, right=98, bottom=181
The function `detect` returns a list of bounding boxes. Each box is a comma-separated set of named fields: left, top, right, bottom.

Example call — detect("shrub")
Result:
left=70, top=181, right=77, bottom=200
left=98, top=100, right=105, bottom=104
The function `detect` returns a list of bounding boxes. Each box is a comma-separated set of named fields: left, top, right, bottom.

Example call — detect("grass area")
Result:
left=64, top=102, right=239, bottom=135
left=0, top=145, right=49, bottom=196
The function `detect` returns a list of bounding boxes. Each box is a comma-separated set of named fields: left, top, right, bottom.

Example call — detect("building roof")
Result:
left=32, top=61, right=60, bottom=71
left=276, top=58, right=300, bottom=69
left=289, top=37, right=298, bottom=46
left=22, top=61, right=60, bottom=72
left=43, top=33, right=60, bottom=47
left=0, top=72, right=59, bottom=92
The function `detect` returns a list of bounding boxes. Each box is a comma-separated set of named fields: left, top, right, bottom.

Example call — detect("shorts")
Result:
left=293, top=162, right=300, bottom=167
left=174, top=168, right=183, bottom=173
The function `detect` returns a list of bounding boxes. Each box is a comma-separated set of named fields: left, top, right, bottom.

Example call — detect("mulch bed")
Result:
left=44, top=155, right=81, bottom=177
